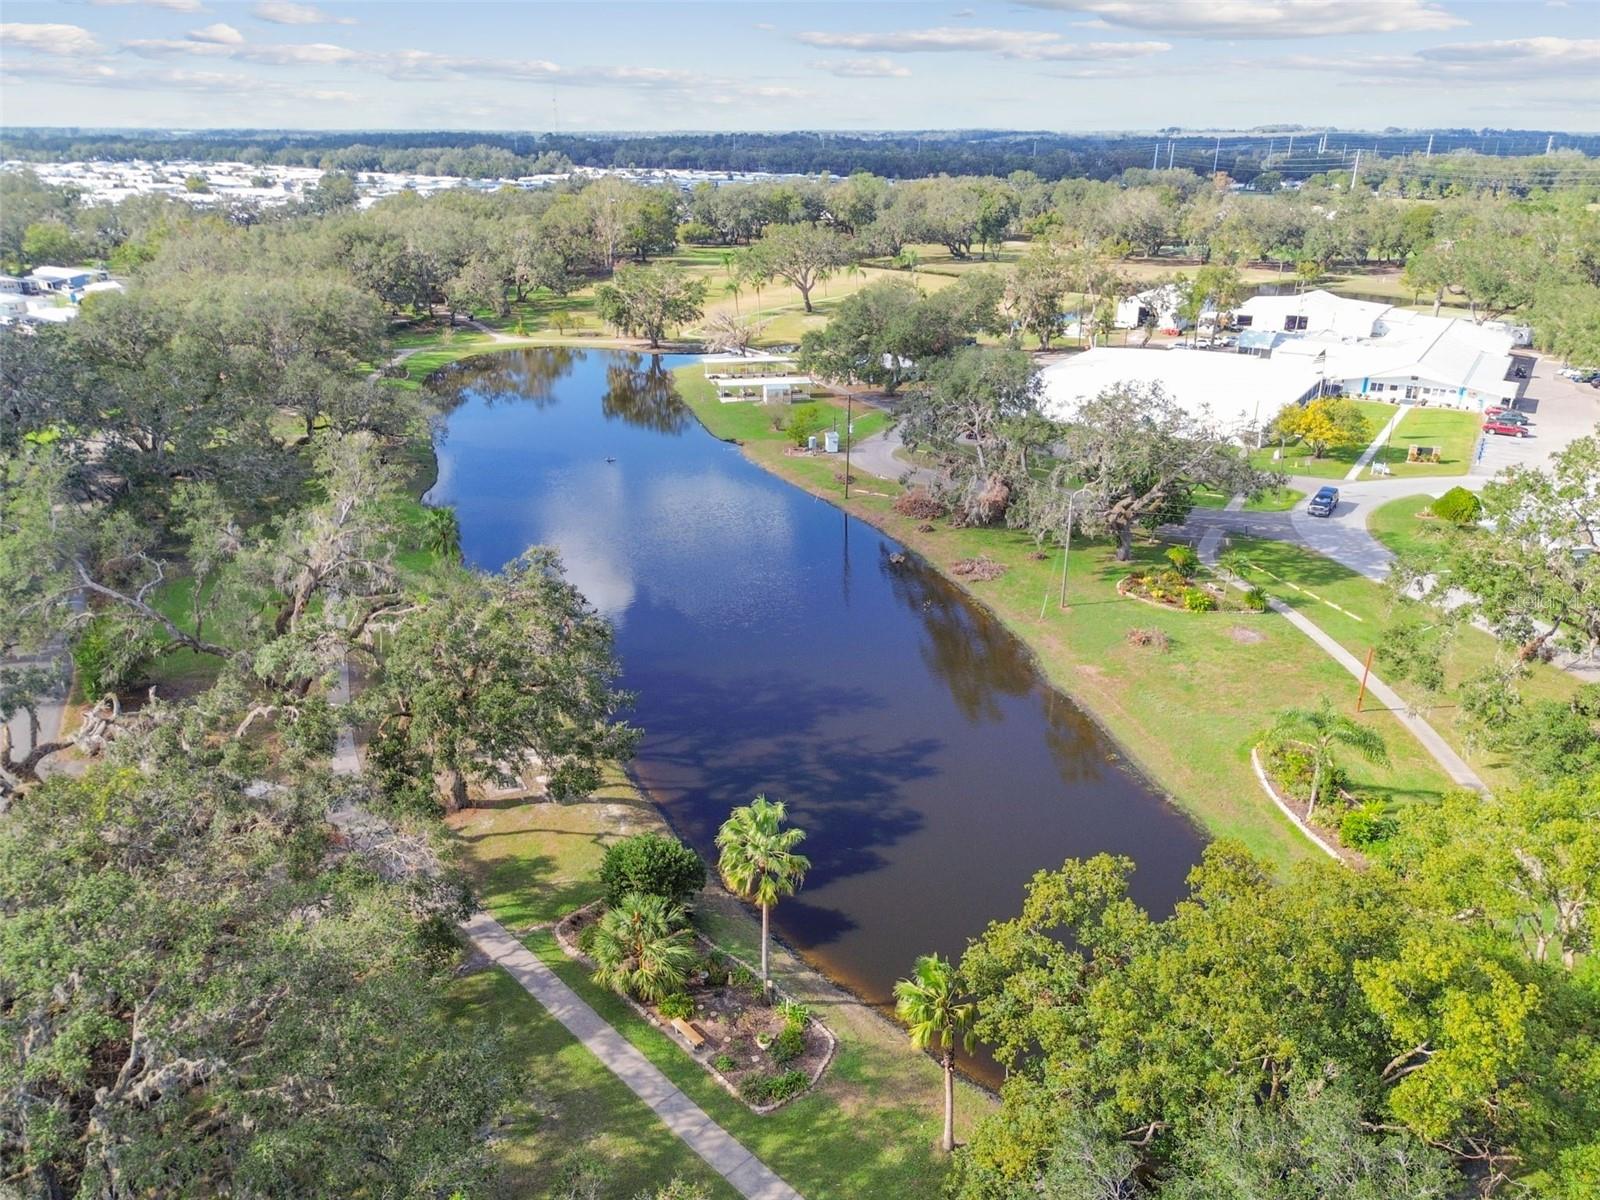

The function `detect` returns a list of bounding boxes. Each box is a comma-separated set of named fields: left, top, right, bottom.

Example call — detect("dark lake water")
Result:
left=427, top=349, right=1205, bottom=1052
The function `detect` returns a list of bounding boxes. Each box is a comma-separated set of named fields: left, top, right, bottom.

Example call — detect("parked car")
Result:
left=1558, top=366, right=1595, bottom=381
left=1307, top=486, right=1339, bottom=517
left=1482, top=420, right=1532, bottom=438
left=1484, top=408, right=1531, bottom=426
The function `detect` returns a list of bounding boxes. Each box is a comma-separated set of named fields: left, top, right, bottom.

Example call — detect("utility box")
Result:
left=824, top=430, right=839, bottom=453
left=807, top=435, right=817, bottom=451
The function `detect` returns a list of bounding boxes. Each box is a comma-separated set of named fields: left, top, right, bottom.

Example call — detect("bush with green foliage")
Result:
left=1431, top=486, right=1482, bottom=525
left=1182, top=588, right=1217, bottom=613
left=712, top=1053, right=737, bottom=1073
left=589, top=893, right=698, bottom=1002
left=771, top=1024, right=807, bottom=1065
left=1265, top=743, right=1350, bottom=804
left=739, top=1068, right=810, bottom=1105
left=657, top=992, right=694, bottom=1021
left=1165, top=545, right=1200, bottom=578
left=1242, top=587, right=1269, bottom=612
left=1339, top=801, right=1398, bottom=849
left=777, top=999, right=810, bottom=1029
left=71, top=617, right=152, bottom=701
left=599, top=832, right=707, bottom=908
left=785, top=403, right=830, bottom=448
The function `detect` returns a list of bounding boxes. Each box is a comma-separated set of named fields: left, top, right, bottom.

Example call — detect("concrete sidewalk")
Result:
left=461, top=912, right=805, bottom=1200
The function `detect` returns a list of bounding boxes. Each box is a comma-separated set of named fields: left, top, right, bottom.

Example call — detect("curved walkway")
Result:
left=326, top=662, right=802, bottom=1200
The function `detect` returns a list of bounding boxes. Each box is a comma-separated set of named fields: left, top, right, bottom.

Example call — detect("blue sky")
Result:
left=2, top=1, right=1597, bottom=132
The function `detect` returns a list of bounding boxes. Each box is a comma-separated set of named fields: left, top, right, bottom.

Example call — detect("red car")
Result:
left=1482, top=420, right=1531, bottom=437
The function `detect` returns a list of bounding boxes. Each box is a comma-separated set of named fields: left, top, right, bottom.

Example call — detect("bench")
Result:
left=671, top=1017, right=706, bottom=1050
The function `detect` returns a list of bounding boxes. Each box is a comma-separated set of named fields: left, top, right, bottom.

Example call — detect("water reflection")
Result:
left=428, top=350, right=1207, bottom=1081
left=602, top=353, right=691, bottom=434
left=430, top=345, right=579, bottom=413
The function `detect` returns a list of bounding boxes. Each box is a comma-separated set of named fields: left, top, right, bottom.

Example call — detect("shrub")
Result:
left=1242, top=587, right=1269, bottom=612
left=577, top=922, right=600, bottom=956
left=740, top=1069, right=810, bottom=1105
left=1339, top=801, right=1398, bottom=848
left=787, top=403, right=829, bottom=448
left=676, top=221, right=719, bottom=245
left=1182, top=588, right=1217, bottom=613
left=1267, top=744, right=1350, bottom=800
left=1431, top=486, right=1482, bottom=525
left=1165, top=545, right=1200, bottom=578
left=730, top=964, right=758, bottom=993
left=893, top=487, right=946, bottom=519
left=72, top=617, right=152, bottom=701
left=657, top=992, right=694, bottom=1021
left=599, top=833, right=707, bottom=908
left=1126, top=626, right=1171, bottom=652
left=771, top=1024, right=807, bottom=1065
left=712, top=1053, right=737, bottom=1073
left=776, top=999, right=810, bottom=1029
left=701, top=951, right=731, bottom=987
left=589, top=893, right=698, bottom=1002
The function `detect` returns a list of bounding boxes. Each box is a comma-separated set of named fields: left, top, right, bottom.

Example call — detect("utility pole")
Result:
left=1287, top=134, right=1294, bottom=158
left=1152, top=142, right=1160, bottom=169
left=1546, top=134, right=1555, bottom=155
left=1425, top=132, right=1433, bottom=157
left=1213, top=136, right=1221, bottom=173
left=843, top=392, right=853, bottom=500
left=1167, top=141, right=1174, bottom=169
left=1350, top=149, right=1361, bottom=190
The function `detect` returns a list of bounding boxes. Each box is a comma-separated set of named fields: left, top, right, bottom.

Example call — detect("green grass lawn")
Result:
left=1250, top=400, right=1398, bottom=479
left=443, top=965, right=737, bottom=1199
left=1366, top=493, right=1451, bottom=560
left=1363, top=405, right=1481, bottom=479
left=1192, top=485, right=1306, bottom=512
left=1222, top=535, right=1577, bottom=793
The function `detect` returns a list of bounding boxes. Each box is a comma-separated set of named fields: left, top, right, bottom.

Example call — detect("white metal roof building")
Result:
left=1234, top=289, right=1390, bottom=341
left=1038, top=347, right=1323, bottom=442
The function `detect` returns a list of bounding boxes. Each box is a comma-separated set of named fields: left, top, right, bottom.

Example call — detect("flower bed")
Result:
left=1117, top=569, right=1262, bottom=614
left=555, top=902, right=836, bottom=1112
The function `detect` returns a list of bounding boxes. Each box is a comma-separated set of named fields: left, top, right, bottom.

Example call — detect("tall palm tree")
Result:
left=894, top=953, right=975, bottom=1153
left=589, top=893, right=699, bottom=1003
left=1264, top=696, right=1389, bottom=821
left=715, top=795, right=809, bottom=994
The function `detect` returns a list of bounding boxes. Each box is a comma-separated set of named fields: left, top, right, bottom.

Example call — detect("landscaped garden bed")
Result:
left=555, top=901, right=836, bottom=1111
left=1117, top=546, right=1267, bottom=614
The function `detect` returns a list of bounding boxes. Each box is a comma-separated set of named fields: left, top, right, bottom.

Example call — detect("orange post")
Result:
left=1355, top=646, right=1375, bottom=713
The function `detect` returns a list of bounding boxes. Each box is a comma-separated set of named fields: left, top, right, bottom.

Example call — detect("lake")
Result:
left=427, top=349, right=1206, bottom=1045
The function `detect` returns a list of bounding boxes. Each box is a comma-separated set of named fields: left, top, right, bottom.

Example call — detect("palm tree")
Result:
left=894, top=953, right=975, bottom=1153
left=1264, top=696, right=1389, bottom=821
left=895, top=246, right=920, bottom=280
left=589, top=893, right=699, bottom=1003
left=420, top=505, right=461, bottom=562
left=715, top=795, right=809, bottom=994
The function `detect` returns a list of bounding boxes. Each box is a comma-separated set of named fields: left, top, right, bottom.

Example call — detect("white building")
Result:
left=701, top=352, right=813, bottom=403
left=1229, top=289, right=1519, bottom=411
left=1038, top=347, right=1323, bottom=443
left=1114, top=284, right=1188, bottom=332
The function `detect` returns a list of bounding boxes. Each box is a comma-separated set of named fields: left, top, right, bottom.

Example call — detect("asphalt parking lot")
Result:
left=1471, top=352, right=1599, bottom=475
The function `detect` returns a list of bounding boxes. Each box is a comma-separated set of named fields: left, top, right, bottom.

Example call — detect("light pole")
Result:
left=1058, top=487, right=1092, bottom=610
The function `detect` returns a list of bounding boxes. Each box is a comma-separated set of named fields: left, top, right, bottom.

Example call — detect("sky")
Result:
left=1, top=1, right=1597, bottom=134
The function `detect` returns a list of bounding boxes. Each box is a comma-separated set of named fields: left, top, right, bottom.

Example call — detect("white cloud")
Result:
left=1281, top=38, right=1600, bottom=85
left=1418, top=36, right=1600, bottom=72
left=1017, top=0, right=1467, bottom=38
left=1, top=56, right=355, bottom=102
left=125, top=37, right=363, bottom=65
left=89, top=0, right=206, bottom=11
left=811, top=56, right=913, bottom=78
left=0, top=22, right=103, bottom=56
left=188, top=23, right=245, bottom=45
left=251, top=2, right=354, bottom=25
left=793, top=26, right=1168, bottom=61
